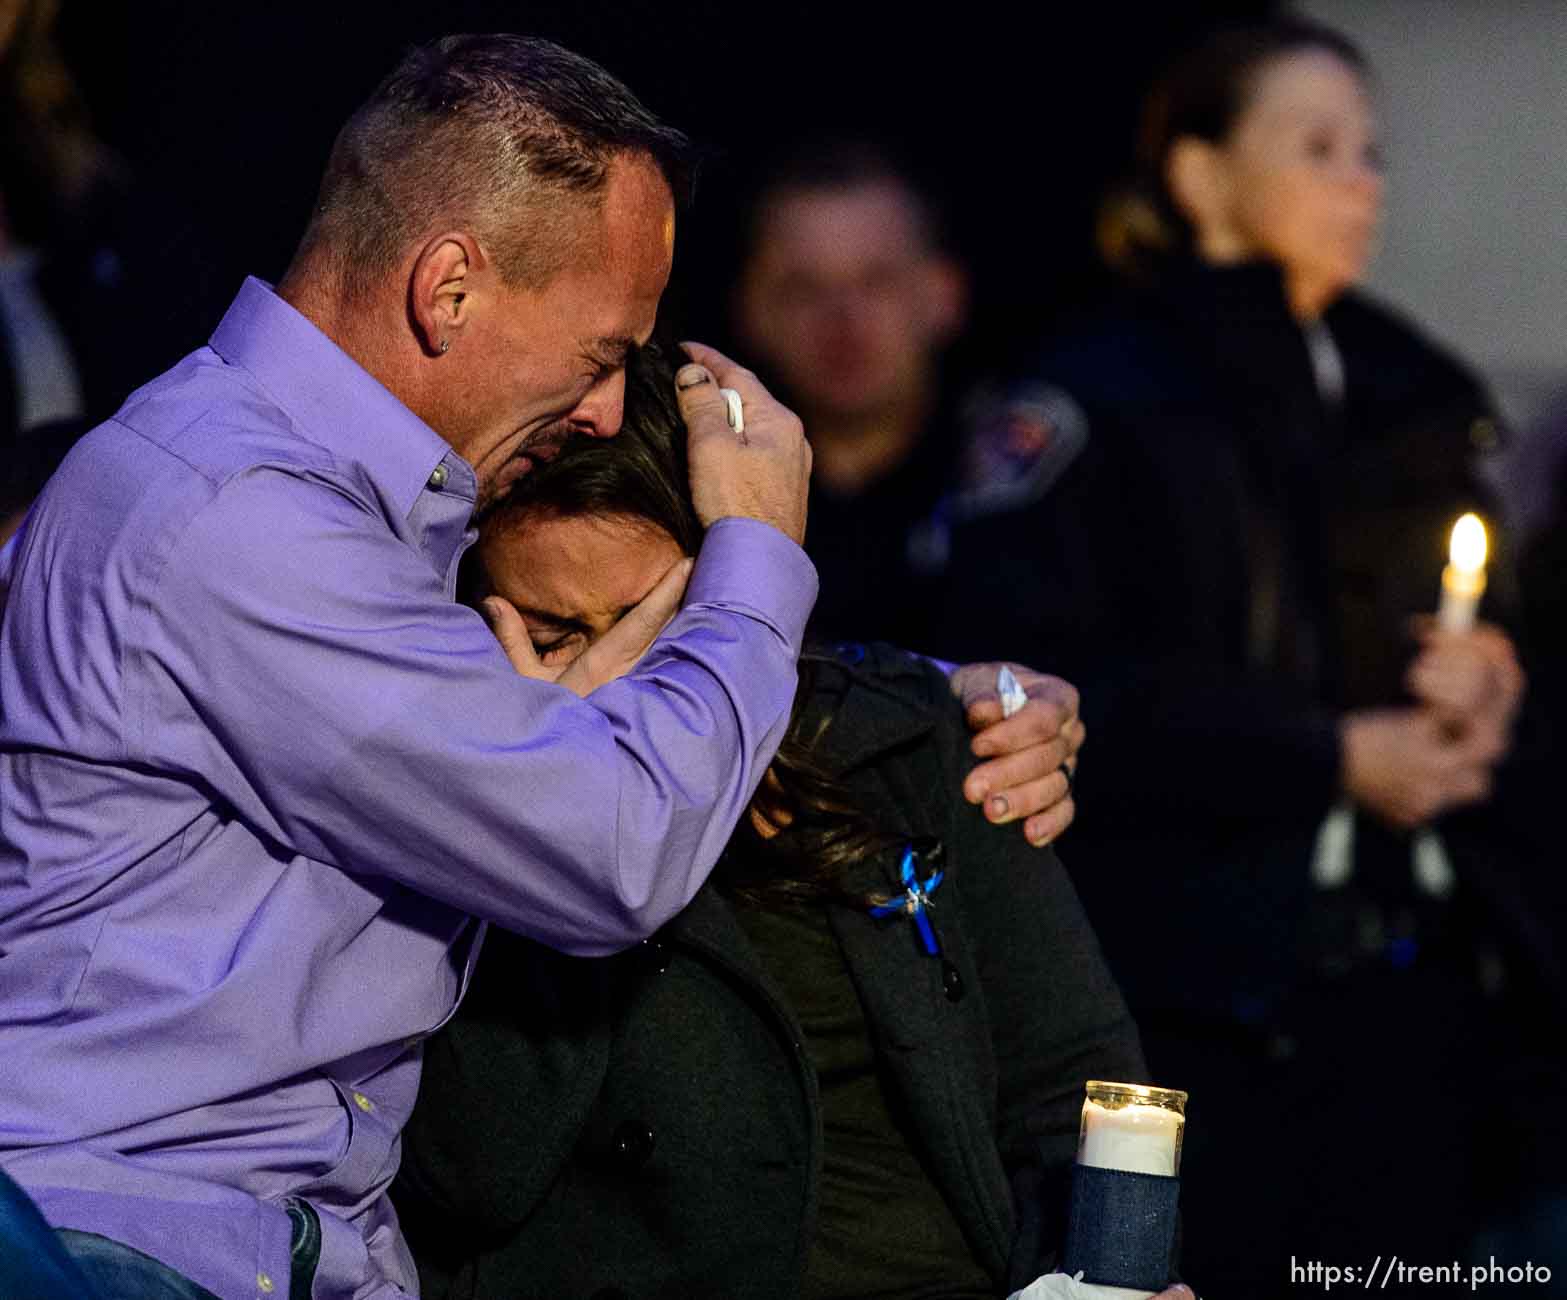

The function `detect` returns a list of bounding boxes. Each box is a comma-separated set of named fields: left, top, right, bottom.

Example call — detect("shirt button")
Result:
left=428, top=463, right=450, bottom=490
left=352, top=1091, right=375, bottom=1113
left=257, top=1274, right=276, bottom=1294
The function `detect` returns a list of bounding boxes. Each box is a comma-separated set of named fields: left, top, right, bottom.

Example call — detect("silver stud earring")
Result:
left=439, top=339, right=450, bottom=354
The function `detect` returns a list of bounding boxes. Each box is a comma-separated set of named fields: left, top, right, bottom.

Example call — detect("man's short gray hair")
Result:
left=301, top=33, right=693, bottom=296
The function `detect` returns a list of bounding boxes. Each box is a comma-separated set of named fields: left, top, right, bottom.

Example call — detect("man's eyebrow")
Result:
left=585, top=335, right=636, bottom=369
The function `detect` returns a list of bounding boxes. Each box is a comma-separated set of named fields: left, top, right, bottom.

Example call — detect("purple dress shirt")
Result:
left=0, top=278, right=817, bottom=1299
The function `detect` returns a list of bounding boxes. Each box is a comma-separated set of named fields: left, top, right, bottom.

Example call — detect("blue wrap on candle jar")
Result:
left=1062, top=1164, right=1180, bottom=1291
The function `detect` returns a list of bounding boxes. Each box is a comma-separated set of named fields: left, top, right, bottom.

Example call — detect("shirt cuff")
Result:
left=687, top=517, right=818, bottom=652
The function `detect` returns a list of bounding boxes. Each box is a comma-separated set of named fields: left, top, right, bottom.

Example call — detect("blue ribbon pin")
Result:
left=869, top=843, right=946, bottom=956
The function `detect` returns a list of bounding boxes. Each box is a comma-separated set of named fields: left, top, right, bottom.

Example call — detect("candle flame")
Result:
left=1449, top=513, right=1487, bottom=574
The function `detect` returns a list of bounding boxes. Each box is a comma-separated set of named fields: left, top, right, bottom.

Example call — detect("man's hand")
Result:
left=1339, top=706, right=1499, bottom=830
left=677, top=341, right=811, bottom=544
left=482, top=558, right=693, bottom=697
left=949, top=661, right=1084, bottom=847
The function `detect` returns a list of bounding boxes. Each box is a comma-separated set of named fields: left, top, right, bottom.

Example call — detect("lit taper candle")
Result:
left=1438, top=513, right=1488, bottom=633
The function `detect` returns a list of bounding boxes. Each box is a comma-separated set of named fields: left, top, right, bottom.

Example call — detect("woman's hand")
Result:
left=481, top=558, right=693, bottom=697
left=1338, top=706, right=1498, bottom=829
left=1333, top=617, right=1527, bottom=830
left=1405, top=616, right=1525, bottom=748
left=949, top=661, right=1084, bottom=846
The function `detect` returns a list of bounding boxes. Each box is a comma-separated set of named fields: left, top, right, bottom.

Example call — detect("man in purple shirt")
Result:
left=0, top=35, right=1082, bottom=1300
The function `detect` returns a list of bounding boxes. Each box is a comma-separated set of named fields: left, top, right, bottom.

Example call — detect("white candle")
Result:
left=1079, top=1100, right=1182, bottom=1176
left=1437, top=513, right=1488, bottom=633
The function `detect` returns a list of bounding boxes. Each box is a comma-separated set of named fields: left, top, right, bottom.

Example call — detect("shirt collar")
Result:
left=209, top=277, right=474, bottom=519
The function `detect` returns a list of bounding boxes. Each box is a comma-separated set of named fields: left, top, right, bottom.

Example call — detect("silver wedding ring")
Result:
left=719, top=387, right=745, bottom=435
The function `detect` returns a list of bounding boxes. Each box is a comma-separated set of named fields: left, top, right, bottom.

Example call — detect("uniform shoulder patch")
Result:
left=903, top=382, right=1091, bottom=576
left=950, top=381, right=1090, bottom=520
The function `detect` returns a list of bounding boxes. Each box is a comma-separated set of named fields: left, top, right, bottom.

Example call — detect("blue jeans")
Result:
left=57, top=1197, right=321, bottom=1300
left=55, top=1231, right=221, bottom=1300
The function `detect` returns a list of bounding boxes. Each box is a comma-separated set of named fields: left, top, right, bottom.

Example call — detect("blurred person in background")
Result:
left=733, top=137, right=968, bottom=649
left=1515, top=405, right=1567, bottom=762
left=0, top=0, right=219, bottom=451
left=927, top=16, right=1561, bottom=1295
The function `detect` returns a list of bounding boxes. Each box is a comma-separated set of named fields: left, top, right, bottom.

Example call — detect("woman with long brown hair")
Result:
left=392, top=342, right=1188, bottom=1300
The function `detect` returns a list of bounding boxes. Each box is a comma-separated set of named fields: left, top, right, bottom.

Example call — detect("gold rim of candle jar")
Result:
left=1085, top=1080, right=1188, bottom=1114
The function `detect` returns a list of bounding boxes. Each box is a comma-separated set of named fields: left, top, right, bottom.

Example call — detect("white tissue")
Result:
left=1008, top=1272, right=1157, bottom=1300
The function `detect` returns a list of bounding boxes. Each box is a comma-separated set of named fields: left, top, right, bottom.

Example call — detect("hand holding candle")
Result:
left=1424, top=509, right=1521, bottom=756
left=1437, top=512, right=1487, bottom=633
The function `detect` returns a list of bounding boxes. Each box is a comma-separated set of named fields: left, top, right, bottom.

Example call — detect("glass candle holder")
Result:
left=1078, top=1081, right=1187, bottom=1176
left=1063, top=1081, right=1189, bottom=1298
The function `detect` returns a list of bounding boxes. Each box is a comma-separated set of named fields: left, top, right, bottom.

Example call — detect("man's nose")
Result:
left=570, top=369, right=626, bottom=440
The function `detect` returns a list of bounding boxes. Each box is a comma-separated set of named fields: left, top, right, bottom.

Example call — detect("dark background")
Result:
left=57, top=1, right=1270, bottom=371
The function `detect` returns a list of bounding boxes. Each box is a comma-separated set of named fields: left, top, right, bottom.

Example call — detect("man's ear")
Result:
left=1165, top=136, right=1241, bottom=259
left=409, top=232, right=486, bottom=357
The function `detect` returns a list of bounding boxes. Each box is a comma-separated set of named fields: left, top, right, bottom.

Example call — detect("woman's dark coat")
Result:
left=923, top=261, right=1561, bottom=1293
left=927, top=260, right=1554, bottom=1025
left=393, top=645, right=1146, bottom=1300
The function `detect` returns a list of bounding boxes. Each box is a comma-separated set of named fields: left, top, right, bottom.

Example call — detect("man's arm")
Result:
left=121, top=339, right=817, bottom=959
left=135, top=476, right=814, bottom=958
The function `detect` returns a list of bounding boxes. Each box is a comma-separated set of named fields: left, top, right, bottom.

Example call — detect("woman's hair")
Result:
left=483, top=340, right=898, bottom=904
left=1097, top=16, right=1369, bottom=279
